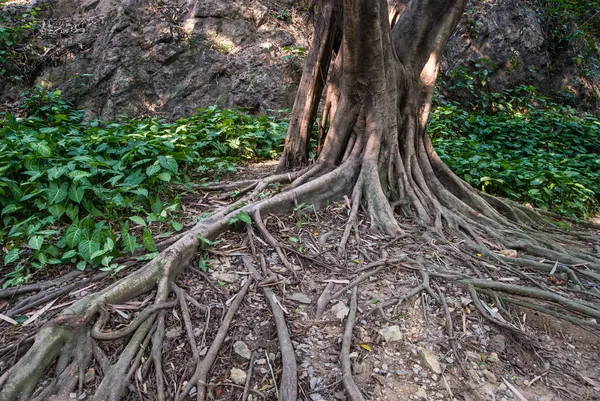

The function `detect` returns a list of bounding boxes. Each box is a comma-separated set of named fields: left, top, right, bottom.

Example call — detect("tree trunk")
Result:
left=281, top=0, right=468, bottom=234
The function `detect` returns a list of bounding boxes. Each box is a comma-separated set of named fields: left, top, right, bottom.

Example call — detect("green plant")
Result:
left=0, top=88, right=288, bottom=287
left=430, top=84, right=600, bottom=219
left=0, top=0, right=42, bottom=81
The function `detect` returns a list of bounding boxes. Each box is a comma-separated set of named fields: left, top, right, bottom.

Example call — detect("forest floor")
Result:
left=1, top=162, right=600, bottom=401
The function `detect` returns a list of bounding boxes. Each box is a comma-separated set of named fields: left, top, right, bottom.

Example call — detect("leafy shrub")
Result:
left=0, top=88, right=287, bottom=287
left=0, top=0, right=42, bottom=82
left=431, top=85, right=600, bottom=219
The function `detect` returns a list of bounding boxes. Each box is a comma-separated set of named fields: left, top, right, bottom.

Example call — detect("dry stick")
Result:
left=0, top=270, right=82, bottom=298
left=176, top=277, right=253, bottom=401
left=253, top=210, right=297, bottom=276
left=173, top=285, right=199, bottom=360
left=6, top=273, right=109, bottom=317
left=316, top=282, right=335, bottom=320
left=462, top=279, right=600, bottom=320
left=243, top=256, right=298, bottom=401
left=241, top=350, right=257, bottom=401
left=340, top=287, right=366, bottom=401
left=497, top=295, right=600, bottom=329
left=91, top=301, right=176, bottom=341
left=435, top=286, right=468, bottom=378
left=152, top=310, right=167, bottom=401
left=467, top=285, right=523, bottom=334
left=124, top=322, right=157, bottom=396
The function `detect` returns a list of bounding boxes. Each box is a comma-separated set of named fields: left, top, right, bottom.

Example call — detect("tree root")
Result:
left=340, top=287, right=366, bottom=401
left=176, top=277, right=253, bottom=401
left=243, top=256, right=298, bottom=401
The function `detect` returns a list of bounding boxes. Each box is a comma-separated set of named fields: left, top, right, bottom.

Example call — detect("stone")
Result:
left=490, top=334, right=507, bottom=353
left=230, top=367, right=247, bottom=385
left=288, top=293, right=311, bottom=304
left=379, top=325, right=403, bottom=342
left=420, top=349, right=442, bottom=374
left=331, top=301, right=349, bottom=320
left=498, top=249, right=518, bottom=258
left=233, top=341, right=251, bottom=360
left=84, top=368, right=95, bottom=383
left=483, top=370, right=497, bottom=383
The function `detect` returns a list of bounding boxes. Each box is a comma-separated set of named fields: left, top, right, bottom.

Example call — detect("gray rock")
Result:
left=233, top=341, right=251, bottom=360
left=379, top=325, right=403, bottom=342
left=230, top=367, right=247, bottom=385
left=288, top=293, right=311, bottom=304
left=420, top=349, right=442, bottom=374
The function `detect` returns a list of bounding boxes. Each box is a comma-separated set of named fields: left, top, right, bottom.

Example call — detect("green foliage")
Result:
left=0, top=0, right=42, bottom=81
left=0, top=88, right=287, bottom=287
left=431, top=84, right=600, bottom=219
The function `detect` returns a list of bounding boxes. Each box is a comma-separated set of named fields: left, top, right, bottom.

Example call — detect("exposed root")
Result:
left=176, top=276, right=253, bottom=401
left=340, top=287, right=366, bottom=401
left=243, top=256, right=298, bottom=401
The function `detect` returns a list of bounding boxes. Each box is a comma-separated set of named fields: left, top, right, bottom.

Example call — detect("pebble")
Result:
left=230, top=367, right=247, bottom=385
left=483, top=370, right=497, bottom=383
left=288, top=293, right=311, bottom=304
left=420, top=349, right=442, bottom=374
left=397, top=369, right=410, bottom=376
left=379, top=325, right=403, bottom=342
left=233, top=341, right=251, bottom=360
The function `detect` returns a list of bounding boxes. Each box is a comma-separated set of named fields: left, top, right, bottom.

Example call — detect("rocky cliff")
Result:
left=1, top=0, right=598, bottom=118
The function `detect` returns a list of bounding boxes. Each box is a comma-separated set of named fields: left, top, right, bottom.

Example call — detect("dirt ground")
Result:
left=1, top=162, right=600, bottom=401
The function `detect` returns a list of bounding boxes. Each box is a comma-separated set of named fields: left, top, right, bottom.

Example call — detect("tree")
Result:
left=1, top=1, right=599, bottom=400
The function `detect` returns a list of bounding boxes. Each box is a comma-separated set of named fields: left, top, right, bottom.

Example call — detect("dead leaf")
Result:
left=0, top=313, right=18, bottom=326
left=502, top=378, right=529, bottom=401
left=23, top=299, right=58, bottom=326
left=582, top=376, right=600, bottom=391
left=498, top=249, right=518, bottom=258
left=360, top=344, right=372, bottom=352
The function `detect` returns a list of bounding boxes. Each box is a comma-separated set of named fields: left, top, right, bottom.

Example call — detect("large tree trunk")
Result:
left=281, top=0, right=468, bottom=235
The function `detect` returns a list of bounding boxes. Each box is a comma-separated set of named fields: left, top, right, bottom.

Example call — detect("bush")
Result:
left=0, top=87, right=287, bottom=287
left=430, top=85, right=600, bottom=219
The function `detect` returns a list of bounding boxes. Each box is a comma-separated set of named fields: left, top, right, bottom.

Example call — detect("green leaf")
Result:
left=28, top=235, right=44, bottom=250
left=145, top=164, right=161, bottom=177
left=129, top=216, right=147, bottom=226
left=68, top=185, right=85, bottom=203
left=65, top=224, right=84, bottom=247
left=122, top=232, right=137, bottom=254
left=237, top=211, right=252, bottom=224
left=172, top=221, right=184, bottom=231
left=1, top=204, right=19, bottom=216
left=48, top=182, right=69, bottom=205
left=76, top=261, right=87, bottom=271
left=158, top=155, right=178, bottom=174
left=30, top=142, right=52, bottom=157
left=48, top=204, right=66, bottom=218
left=4, top=248, right=20, bottom=265
left=78, top=239, right=101, bottom=262
left=68, top=170, right=92, bottom=182
left=156, top=172, right=171, bottom=182
left=61, top=249, right=77, bottom=259
left=142, top=229, right=157, bottom=252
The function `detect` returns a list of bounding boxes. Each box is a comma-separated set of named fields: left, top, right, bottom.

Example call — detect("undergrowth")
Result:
left=0, top=88, right=286, bottom=287
left=431, top=84, right=600, bottom=219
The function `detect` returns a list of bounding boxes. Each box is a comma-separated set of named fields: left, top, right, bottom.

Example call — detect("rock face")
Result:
left=2, top=0, right=598, bottom=118
left=4, top=0, right=309, bottom=119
